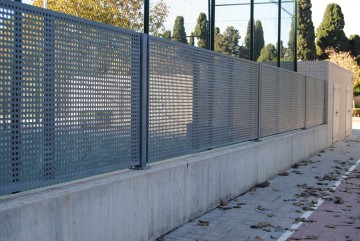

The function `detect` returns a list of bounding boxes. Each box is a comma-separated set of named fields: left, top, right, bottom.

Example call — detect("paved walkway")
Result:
left=156, top=123, right=360, bottom=241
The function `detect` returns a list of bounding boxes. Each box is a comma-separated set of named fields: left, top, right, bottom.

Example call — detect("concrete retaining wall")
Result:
left=0, top=125, right=328, bottom=241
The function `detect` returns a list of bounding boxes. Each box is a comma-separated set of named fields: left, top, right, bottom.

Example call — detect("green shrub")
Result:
left=353, top=108, right=360, bottom=117
left=354, top=84, right=360, bottom=96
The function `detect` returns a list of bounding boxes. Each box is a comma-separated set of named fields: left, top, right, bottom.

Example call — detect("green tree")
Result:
left=216, top=26, right=240, bottom=57
left=288, top=17, right=296, bottom=59
left=172, top=16, right=188, bottom=44
left=254, top=20, right=265, bottom=61
left=257, top=44, right=277, bottom=62
left=242, top=20, right=264, bottom=60
left=194, top=13, right=209, bottom=49
left=348, top=34, right=360, bottom=64
left=161, top=30, right=171, bottom=40
left=189, top=32, right=195, bottom=46
left=289, top=0, right=316, bottom=60
left=277, top=41, right=287, bottom=59
left=214, top=27, right=223, bottom=52
left=243, top=20, right=251, bottom=59
left=33, top=0, right=169, bottom=35
left=316, top=3, right=348, bottom=59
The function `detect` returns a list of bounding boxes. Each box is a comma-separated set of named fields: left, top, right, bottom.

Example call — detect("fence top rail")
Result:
left=0, top=0, right=141, bottom=37
left=261, top=62, right=322, bottom=81
left=148, top=34, right=260, bottom=67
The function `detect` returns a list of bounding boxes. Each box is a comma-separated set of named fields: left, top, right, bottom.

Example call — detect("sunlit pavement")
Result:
left=158, top=119, right=360, bottom=241
left=286, top=119, right=360, bottom=241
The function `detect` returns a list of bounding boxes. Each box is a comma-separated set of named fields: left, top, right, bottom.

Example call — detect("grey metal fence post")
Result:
left=277, top=0, right=281, bottom=68
left=257, top=63, right=262, bottom=141
left=136, top=34, right=149, bottom=169
left=11, top=3, right=22, bottom=186
left=210, top=0, right=215, bottom=51
left=208, top=60, right=214, bottom=149
left=144, top=0, right=150, bottom=34
left=11, top=1, right=22, bottom=187
left=250, top=0, right=254, bottom=61
left=304, top=75, right=307, bottom=129
left=294, top=0, right=297, bottom=72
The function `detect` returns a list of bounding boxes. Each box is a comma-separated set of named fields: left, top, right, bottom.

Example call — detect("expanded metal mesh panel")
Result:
left=260, top=64, right=305, bottom=137
left=306, top=76, right=325, bottom=128
left=0, top=1, right=140, bottom=195
left=148, top=37, right=259, bottom=163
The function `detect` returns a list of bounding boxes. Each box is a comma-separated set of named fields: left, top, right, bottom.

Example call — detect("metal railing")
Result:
left=0, top=1, right=324, bottom=195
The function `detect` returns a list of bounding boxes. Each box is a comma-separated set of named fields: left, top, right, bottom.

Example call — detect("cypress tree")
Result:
left=289, top=0, right=316, bottom=60
left=254, top=20, right=265, bottom=61
left=214, top=27, right=223, bottom=52
left=189, top=32, right=195, bottom=46
left=194, top=13, right=209, bottom=49
left=173, top=16, right=187, bottom=44
left=243, top=20, right=251, bottom=59
left=316, top=3, right=348, bottom=59
left=349, top=34, right=360, bottom=64
left=242, top=20, right=264, bottom=60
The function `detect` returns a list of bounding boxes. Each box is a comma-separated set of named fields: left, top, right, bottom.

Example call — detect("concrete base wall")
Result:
left=0, top=125, right=328, bottom=241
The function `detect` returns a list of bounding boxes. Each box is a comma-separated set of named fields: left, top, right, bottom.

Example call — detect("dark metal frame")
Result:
left=143, top=0, right=297, bottom=70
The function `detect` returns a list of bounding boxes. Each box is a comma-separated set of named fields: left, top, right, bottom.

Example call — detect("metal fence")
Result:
left=148, top=37, right=259, bottom=162
left=0, top=1, right=323, bottom=195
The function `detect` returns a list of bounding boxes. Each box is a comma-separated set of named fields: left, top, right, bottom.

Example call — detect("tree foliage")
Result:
left=316, top=3, right=348, bottom=59
left=216, top=26, right=240, bottom=57
left=277, top=41, right=286, bottom=59
left=189, top=32, right=195, bottom=46
left=33, top=0, right=169, bottom=34
left=289, top=0, right=316, bottom=60
left=243, top=20, right=251, bottom=59
left=254, top=20, right=265, bottom=61
left=214, top=27, right=223, bottom=53
left=172, top=16, right=187, bottom=44
left=349, top=34, right=360, bottom=64
left=242, top=20, right=264, bottom=60
left=194, top=13, right=208, bottom=49
left=257, top=44, right=277, bottom=62
left=161, top=30, right=171, bottom=40
left=327, top=48, right=360, bottom=89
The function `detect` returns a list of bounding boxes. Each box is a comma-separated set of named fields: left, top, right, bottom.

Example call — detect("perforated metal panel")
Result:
left=260, top=64, right=305, bottom=138
left=148, top=37, right=259, bottom=162
left=0, top=1, right=140, bottom=195
left=305, top=76, right=325, bottom=128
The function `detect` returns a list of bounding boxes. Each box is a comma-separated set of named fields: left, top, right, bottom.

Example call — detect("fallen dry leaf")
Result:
left=334, top=196, right=344, bottom=204
left=279, top=172, right=289, bottom=176
left=251, top=221, right=270, bottom=229
left=325, top=224, right=336, bottom=228
left=197, top=220, right=209, bottom=226
left=220, top=199, right=228, bottom=206
left=256, top=181, right=270, bottom=188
